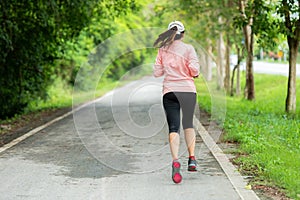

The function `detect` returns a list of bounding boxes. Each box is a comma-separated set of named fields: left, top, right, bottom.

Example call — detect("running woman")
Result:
left=153, top=21, right=200, bottom=184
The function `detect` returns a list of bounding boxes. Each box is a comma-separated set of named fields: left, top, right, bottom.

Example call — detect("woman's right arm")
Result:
left=153, top=49, right=164, bottom=77
left=187, top=45, right=200, bottom=78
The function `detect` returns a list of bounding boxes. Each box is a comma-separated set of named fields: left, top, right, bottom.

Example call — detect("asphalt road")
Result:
left=0, top=77, right=255, bottom=200
left=234, top=61, right=300, bottom=77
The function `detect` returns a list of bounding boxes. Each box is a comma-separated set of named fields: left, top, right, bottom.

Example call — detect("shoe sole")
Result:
left=188, top=166, right=197, bottom=171
left=172, top=162, right=182, bottom=184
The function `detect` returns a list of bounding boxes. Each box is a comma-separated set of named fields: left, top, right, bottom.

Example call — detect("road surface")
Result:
left=0, top=77, right=259, bottom=200
left=234, top=61, right=300, bottom=76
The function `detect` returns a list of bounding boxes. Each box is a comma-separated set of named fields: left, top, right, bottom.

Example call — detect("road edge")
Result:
left=194, top=117, right=260, bottom=200
left=0, top=98, right=98, bottom=155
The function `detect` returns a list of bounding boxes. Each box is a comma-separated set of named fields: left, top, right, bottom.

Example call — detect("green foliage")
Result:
left=57, top=0, right=152, bottom=91
left=233, top=0, right=282, bottom=50
left=0, top=0, right=101, bottom=118
left=153, top=0, right=221, bottom=50
left=0, top=0, right=142, bottom=119
left=195, top=73, right=300, bottom=199
left=276, top=0, right=300, bottom=39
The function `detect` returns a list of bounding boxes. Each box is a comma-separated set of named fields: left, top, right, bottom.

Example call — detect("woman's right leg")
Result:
left=176, top=92, right=198, bottom=171
left=184, top=128, right=196, bottom=157
left=175, top=92, right=197, bottom=157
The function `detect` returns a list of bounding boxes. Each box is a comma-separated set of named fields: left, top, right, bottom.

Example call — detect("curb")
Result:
left=194, top=117, right=260, bottom=200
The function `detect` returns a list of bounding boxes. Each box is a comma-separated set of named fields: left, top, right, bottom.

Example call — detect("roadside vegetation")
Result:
left=195, top=73, right=300, bottom=199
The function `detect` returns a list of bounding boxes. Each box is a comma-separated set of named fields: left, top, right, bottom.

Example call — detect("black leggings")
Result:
left=163, top=92, right=196, bottom=133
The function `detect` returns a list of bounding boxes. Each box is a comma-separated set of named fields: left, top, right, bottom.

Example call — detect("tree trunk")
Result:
left=236, top=62, right=241, bottom=96
left=283, top=0, right=299, bottom=113
left=224, top=36, right=231, bottom=93
left=235, top=45, right=241, bottom=96
left=206, top=38, right=213, bottom=81
left=230, top=45, right=242, bottom=96
left=198, top=47, right=207, bottom=80
left=240, top=0, right=255, bottom=100
left=217, top=31, right=225, bottom=90
left=285, top=37, right=298, bottom=113
left=202, top=39, right=213, bottom=82
left=230, top=64, right=238, bottom=96
left=244, top=31, right=255, bottom=100
left=225, top=0, right=234, bottom=94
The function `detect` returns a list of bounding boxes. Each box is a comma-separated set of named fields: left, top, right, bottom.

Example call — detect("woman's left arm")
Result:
left=153, top=49, right=164, bottom=77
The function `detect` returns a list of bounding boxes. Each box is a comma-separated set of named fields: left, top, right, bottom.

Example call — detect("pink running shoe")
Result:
left=172, top=160, right=182, bottom=184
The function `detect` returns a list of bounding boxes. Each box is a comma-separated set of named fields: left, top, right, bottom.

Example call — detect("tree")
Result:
left=57, top=0, right=141, bottom=88
left=277, top=0, right=300, bottom=113
left=0, top=0, right=137, bottom=118
left=235, top=0, right=278, bottom=100
left=238, top=0, right=255, bottom=100
left=224, top=0, right=236, bottom=94
left=0, top=0, right=100, bottom=118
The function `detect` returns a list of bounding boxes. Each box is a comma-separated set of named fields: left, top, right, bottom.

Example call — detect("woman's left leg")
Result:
left=169, top=132, right=180, bottom=160
left=163, top=92, right=181, bottom=160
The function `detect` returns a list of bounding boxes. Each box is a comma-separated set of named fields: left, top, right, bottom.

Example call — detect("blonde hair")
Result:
left=153, top=27, right=183, bottom=48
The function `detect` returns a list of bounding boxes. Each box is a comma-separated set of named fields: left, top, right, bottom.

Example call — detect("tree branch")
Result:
left=282, top=0, right=292, bottom=31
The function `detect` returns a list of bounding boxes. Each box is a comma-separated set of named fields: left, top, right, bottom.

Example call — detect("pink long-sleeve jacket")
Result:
left=153, top=40, right=200, bottom=95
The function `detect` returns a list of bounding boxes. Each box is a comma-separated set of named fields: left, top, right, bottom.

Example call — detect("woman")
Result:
left=153, top=21, right=200, bottom=184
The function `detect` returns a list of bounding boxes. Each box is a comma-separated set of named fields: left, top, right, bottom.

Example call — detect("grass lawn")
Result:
left=195, top=73, right=300, bottom=199
left=22, top=78, right=117, bottom=114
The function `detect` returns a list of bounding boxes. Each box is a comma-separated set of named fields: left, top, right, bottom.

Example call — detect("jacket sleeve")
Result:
left=153, top=49, right=164, bottom=77
left=187, top=45, right=200, bottom=77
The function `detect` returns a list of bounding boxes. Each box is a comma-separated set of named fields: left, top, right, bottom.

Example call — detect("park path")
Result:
left=0, top=77, right=259, bottom=200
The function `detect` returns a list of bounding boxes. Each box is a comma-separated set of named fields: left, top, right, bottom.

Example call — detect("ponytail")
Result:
left=153, top=27, right=183, bottom=48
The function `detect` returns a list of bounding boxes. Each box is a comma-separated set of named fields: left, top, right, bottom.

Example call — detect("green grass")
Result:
left=25, top=77, right=117, bottom=112
left=195, top=74, right=300, bottom=199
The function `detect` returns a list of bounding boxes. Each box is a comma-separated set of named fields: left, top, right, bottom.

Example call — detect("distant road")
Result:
left=253, top=61, right=300, bottom=77
left=237, top=61, right=300, bottom=77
